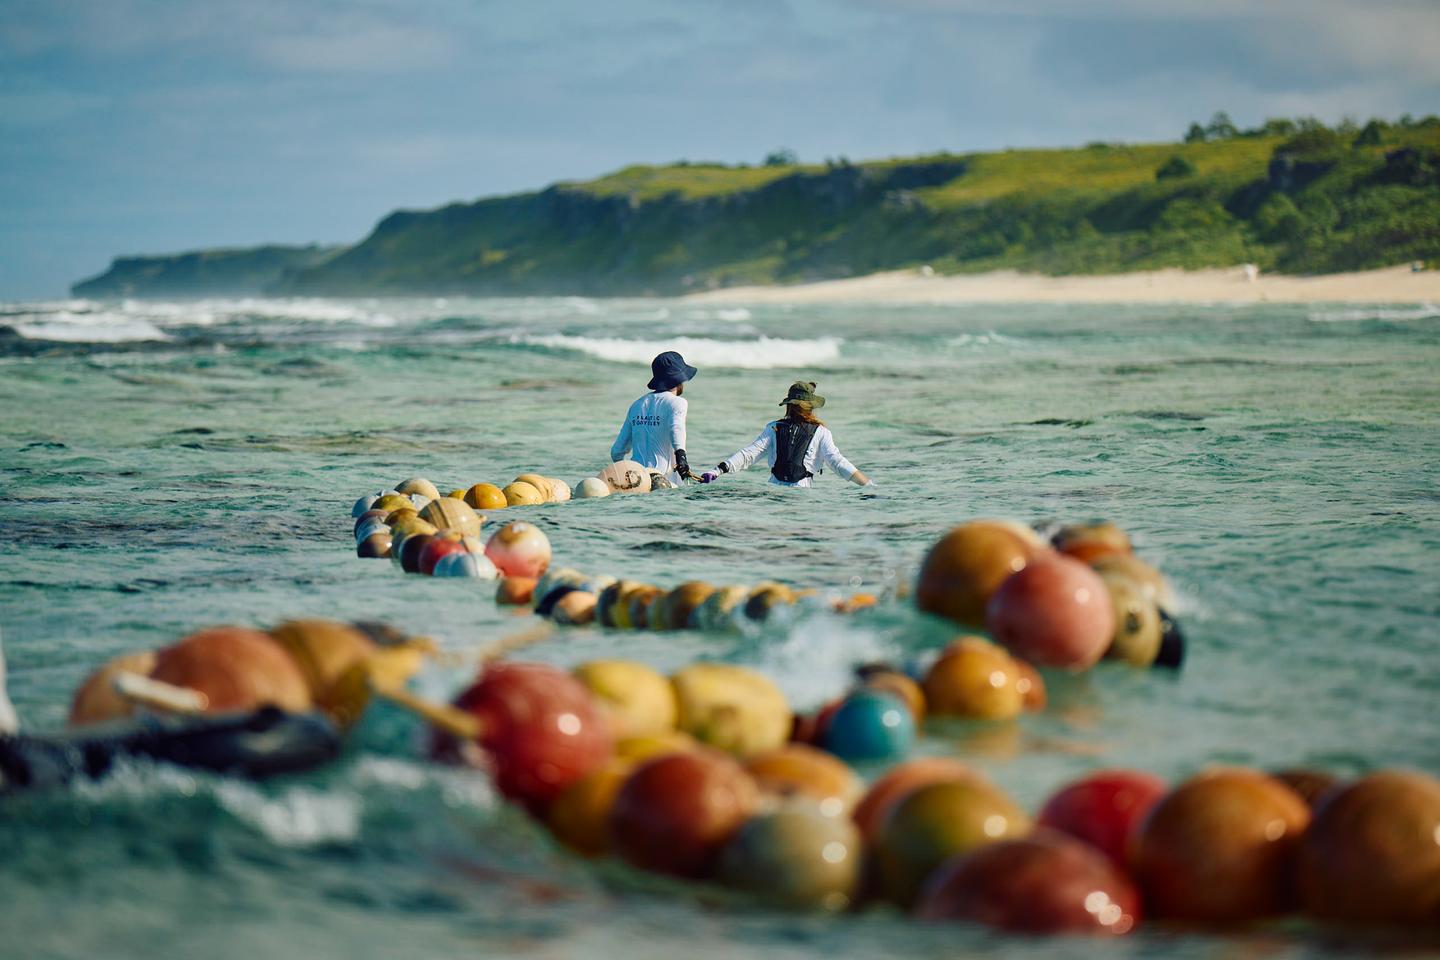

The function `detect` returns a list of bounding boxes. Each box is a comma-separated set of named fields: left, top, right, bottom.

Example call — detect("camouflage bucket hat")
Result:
left=779, top=381, right=825, bottom=409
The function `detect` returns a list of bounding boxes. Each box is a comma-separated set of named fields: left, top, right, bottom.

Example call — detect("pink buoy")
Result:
left=985, top=555, right=1114, bottom=669
left=484, top=521, right=551, bottom=579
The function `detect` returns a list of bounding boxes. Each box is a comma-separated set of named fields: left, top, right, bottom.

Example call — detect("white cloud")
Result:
left=841, top=0, right=1440, bottom=84
left=839, top=0, right=1434, bottom=22
left=1265, top=4, right=1440, bottom=84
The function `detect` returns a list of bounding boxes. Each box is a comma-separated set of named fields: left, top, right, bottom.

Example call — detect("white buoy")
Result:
left=576, top=477, right=611, bottom=498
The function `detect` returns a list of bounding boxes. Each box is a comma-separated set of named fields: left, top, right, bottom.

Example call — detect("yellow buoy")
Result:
left=464, top=483, right=507, bottom=511
left=373, top=493, right=411, bottom=514
left=574, top=660, right=678, bottom=738
left=671, top=663, right=792, bottom=757
left=502, top=481, right=545, bottom=507
left=419, top=498, right=483, bottom=537
left=514, top=473, right=554, bottom=500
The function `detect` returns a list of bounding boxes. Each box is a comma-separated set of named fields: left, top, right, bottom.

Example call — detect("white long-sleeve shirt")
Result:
left=0, top=630, right=17, bottom=733
left=611, top=391, right=688, bottom=486
left=721, top=420, right=858, bottom=488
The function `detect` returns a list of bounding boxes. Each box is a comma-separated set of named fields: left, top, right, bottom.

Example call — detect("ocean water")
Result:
left=1, top=295, right=1437, bottom=959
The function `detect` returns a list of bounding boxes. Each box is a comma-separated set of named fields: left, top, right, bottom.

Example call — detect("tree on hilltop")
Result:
left=1353, top=119, right=1389, bottom=146
left=1206, top=111, right=1239, bottom=140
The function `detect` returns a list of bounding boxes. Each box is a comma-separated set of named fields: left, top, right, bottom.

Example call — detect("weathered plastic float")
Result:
left=7, top=612, right=1434, bottom=941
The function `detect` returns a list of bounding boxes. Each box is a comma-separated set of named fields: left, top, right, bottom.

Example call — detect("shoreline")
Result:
left=684, top=265, right=1440, bottom=305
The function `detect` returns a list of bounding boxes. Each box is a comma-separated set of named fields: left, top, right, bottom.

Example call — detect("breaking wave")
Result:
left=5, top=308, right=170, bottom=343
left=1307, top=304, right=1439, bottom=323
left=0, top=298, right=397, bottom=343
left=515, top=334, right=844, bottom=369
left=946, top=330, right=1027, bottom=349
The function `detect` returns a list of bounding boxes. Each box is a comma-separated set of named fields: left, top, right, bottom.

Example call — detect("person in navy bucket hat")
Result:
left=647, top=350, right=698, bottom=392
left=611, top=351, right=699, bottom=486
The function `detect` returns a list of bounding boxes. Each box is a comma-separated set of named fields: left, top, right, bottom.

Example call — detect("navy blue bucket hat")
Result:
left=648, top=351, right=698, bottom=391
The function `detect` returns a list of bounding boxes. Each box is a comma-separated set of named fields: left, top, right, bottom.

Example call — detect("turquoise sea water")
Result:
left=1, top=296, right=1437, bottom=959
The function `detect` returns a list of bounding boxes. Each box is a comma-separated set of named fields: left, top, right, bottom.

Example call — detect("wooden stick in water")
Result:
left=367, top=622, right=555, bottom=740
left=368, top=681, right=482, bottom=740
left=112, top=671, right=209, bottom=715
left=474, top=622, right=556, bottom=664
left=424, top=622, right=556, bottom=669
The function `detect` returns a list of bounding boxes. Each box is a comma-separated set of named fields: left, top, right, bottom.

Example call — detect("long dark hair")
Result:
left=783, top=402, right=824, bottom=426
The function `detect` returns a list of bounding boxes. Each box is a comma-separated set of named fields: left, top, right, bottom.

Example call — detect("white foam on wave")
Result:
left=214, top=780, right=362, bottom=847
left=747, top=612, right=897, bottom=711
left=65, top=753, right=498, bottom=849
left=8, top=310, right=170, bottom=343
left=679, top=307, right=753, bottom=322
left=3, top=297, right=402, bottom=342
left=562, top=296, right=601, bottom=315
left=351, top=755, right=498, bottom=811
left=1307, top=304, right=1438, bottom=323
left=69, top=762, right=360, bottom=847
left=215, top=298, right=396, bottom=325
left=129, top=297, right=397, bottom=327
left=518, top=334, right=844, bottom=369
left=947, top=330, right=1026, bottom=348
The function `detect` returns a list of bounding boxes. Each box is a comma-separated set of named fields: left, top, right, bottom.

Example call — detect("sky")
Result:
left=2, top=0, right=1438, bottom=298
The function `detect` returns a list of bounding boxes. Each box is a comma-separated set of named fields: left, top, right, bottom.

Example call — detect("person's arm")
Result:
left=670, top=397, right=695, bottom=479
left=715, top=426, right=773, bottom=476
left=669, top=396, right=687, bottom=452
left=610, top=408, right=633, bottom=462
left=818, top=428, right=872, bottom=487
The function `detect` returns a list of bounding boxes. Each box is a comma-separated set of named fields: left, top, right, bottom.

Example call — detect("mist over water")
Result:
left=2, top=295, right=1438, bottom=958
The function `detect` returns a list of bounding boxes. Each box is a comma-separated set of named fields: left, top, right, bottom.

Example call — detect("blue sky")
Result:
left=2, top=0, right=1437, bottom=298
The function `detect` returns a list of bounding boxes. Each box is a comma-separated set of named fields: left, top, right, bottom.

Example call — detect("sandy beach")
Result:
left=687, top=265, right=1440, bottom=305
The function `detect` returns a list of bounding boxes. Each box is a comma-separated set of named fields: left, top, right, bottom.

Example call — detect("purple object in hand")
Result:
left=700, top=472, right=718, bottom=484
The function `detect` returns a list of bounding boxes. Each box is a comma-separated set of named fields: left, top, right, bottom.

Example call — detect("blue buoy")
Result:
left=822, top=690, right=915, bottom=763
left=433, top=552, right=498, bottom=579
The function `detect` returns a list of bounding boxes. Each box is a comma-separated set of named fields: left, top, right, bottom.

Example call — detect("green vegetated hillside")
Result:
left=76, top=117, right=1440, bottom=297
left=73, top=244, right=342, bottom=298
left=913, top=122, right=1440, bottom=278
left=279, top=119, right=1439, bottom=295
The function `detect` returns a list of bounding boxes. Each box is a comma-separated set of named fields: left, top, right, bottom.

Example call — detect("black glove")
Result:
left=674, top=448, right=696, bottom=481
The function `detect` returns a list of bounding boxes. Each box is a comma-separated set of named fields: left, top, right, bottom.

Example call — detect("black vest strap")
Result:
left=771, top=420, right=819, bottom=484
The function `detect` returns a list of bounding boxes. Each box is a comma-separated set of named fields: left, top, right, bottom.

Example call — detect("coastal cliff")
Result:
left=72, top=244, right=342, bottom=298
left=276, top=158, right=969, bottom=296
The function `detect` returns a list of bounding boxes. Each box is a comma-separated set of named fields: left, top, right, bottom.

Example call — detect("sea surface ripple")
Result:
left=1, top=296, right=1438, bottom=959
